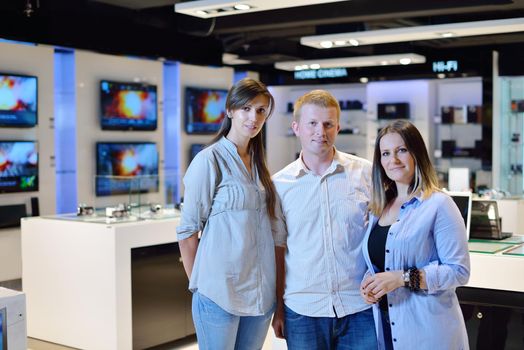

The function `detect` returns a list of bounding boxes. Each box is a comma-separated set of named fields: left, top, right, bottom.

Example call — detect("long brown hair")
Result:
left=369, top=120, right=440, bottom=216
left=211, top=78, right=277, bottom=219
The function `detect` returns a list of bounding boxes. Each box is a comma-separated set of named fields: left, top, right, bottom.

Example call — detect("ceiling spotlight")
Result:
left=195, top=10, right=208, bottom=16
left=275, top=53, right=425, bottom=71
left=334, top=40, right=347, bottom=46
left=320, top=41, right=333, bottom=48
left=437, top=73, right=446, bottom=79
left=399, top=58, right=412, bottom=65
left=439, top=32, right=455, bottom=38
left=310, top=63, right=321, bottom=69
left=360, top=77, right=369, bottom=83
left=348, top=39, right=360, bottom=46
left=234, top=4, right=251, bottom=11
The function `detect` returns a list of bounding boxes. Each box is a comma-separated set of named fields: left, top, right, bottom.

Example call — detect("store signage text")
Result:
left=432, top=60, right=459, bottom=73
left=294, top=68, right=348, bottom=80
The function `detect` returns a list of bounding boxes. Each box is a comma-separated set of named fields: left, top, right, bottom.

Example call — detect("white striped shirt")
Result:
left=272, top=150, right=372, bottom=317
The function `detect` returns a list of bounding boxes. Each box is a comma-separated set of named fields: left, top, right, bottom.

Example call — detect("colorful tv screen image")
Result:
left=0, top=141, right=38, bottom=193
left=96, top=142, right=159, bottom=196
left=100, top=80, right=157, bottom=130
left=0, top=73, right=38, bottom=127
left=185, top=87, right=227, bottom=134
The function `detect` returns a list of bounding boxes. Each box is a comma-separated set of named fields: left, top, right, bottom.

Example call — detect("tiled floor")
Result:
left=27, top=330, right=283, bottom=349
left=28, top=335, right=199, bottom=350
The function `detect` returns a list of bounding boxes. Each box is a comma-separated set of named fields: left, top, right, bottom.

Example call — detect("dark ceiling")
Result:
left=1, top=0, right=524, bottom=78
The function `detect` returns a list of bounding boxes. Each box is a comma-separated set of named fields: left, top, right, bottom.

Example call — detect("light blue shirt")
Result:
left=272, top=150, right=372, bottom=317
left=362, top=191, right=470, bottom=350
left=176, top=137, right=276, bottom=316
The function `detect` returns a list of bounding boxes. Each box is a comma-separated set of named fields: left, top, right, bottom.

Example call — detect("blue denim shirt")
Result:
left=362, top=191, right=470, bottom=350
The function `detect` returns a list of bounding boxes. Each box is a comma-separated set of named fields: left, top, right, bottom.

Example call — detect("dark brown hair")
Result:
left=369, top=119, right=440, bottom=216
left=211, top=78, right=277, bottom=218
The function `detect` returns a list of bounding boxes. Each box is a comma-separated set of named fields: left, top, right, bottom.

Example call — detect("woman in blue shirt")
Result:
left=360, top=120, right=470, bottom=349
left=177, top=78, right=277, bottom=349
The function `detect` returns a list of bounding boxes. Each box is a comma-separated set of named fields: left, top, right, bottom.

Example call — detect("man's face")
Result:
left=292, top=103, right=340, bottom=158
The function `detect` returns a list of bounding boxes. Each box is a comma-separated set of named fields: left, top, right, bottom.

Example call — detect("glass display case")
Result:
left=499, top=77, right=524, bottom=195
left=44, top=172, right=180, bottom=223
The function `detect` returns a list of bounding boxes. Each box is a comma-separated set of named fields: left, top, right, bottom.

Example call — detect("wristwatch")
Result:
left=402, top=270, right=410, bottom=288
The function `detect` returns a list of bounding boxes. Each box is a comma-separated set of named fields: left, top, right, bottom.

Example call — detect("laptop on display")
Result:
left=445, top=191, right=473, bottom=239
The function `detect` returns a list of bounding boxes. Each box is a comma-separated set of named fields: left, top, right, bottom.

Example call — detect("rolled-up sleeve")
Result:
left=176, top=152, right=218, bottom=241
left=271, top=195, right=287, bottom=247
left=423, top=195, right=470, bottom=294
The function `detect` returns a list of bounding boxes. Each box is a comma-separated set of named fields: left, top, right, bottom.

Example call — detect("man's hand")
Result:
left=272, top=305, right=285, bottom=339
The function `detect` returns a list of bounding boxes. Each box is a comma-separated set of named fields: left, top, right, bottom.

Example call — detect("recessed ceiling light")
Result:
left=195, top=10, right=207, bottom=16
left=275, top=53, right=425, bottom=71
left=437, top=73, right=446, bottom=79
left=334, top=40, right=347, bottom=46
left=176, top=0, right=348, bottom=18
left=399, top=58, right=412, bottom=65
left=310, top=63, right=321, bottom=69
left=360, top=77, right=369, bottom=83
left=439, top=32, right=455, bottom=38
left=234, top=4, right=251, bottom=11
left=380, top=61, right=388, bottom=65
left=320, top=41, right=333, bottom=48
left=348, top=39, right=359, bottom=46
left=301, top=17, right=524, bottom=48
left=294, top=65, right=303, bottom=71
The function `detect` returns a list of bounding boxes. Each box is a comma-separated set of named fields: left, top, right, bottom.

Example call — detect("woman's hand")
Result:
left=361, top=271, right=404, bottom=301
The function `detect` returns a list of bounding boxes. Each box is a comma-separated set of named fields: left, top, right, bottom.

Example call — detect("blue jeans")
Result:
left=192, top=292, right=273, bottom=350
left=284, top=305, right=377, bottom=350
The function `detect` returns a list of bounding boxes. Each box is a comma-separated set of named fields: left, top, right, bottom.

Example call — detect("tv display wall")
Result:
left=100, top=80, right=157, bottom=131
left=0, top=141, right=38, bottom=193
left=185, top=87, right=227, bottom=134
left=96, top=142, right=158, bottom=196
left=0, top=73, right=38, bottom=127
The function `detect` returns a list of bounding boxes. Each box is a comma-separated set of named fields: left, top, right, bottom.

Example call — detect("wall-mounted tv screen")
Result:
left=0, top=73, right=38, bottom=127
left=0, top=141, right=38, bottom=193
left=185, top=87, right=227, bottom=134
left=96, top=142, right=158, bottom=196
left=100, top=80, right=157, bottom=131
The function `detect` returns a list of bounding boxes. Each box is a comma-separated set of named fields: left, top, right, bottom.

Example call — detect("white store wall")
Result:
left=0, top=41, right=56, bottom=281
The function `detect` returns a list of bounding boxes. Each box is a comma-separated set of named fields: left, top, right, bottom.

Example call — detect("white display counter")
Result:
left=21, top=215, right=181, bottom=350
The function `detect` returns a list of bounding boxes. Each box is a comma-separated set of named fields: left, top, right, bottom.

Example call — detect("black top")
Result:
left=368, top=223, right=391, bottom=312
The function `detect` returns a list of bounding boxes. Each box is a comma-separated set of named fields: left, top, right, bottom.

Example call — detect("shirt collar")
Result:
left=292, top=147, right=345, bottom=178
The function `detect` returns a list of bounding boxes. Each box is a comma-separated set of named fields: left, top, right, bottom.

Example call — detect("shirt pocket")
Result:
left=209, top=181, right=249, bottom=216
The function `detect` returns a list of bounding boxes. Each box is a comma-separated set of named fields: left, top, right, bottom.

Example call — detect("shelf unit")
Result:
left=498, top=77, right=524, bottom=195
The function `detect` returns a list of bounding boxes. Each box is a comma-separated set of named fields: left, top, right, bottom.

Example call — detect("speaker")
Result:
left=442, top=140, right=456, bottom=158
left=30, top=197, right=40, bottom=217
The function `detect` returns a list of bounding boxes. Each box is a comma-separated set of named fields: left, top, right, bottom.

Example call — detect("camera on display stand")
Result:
left=77, top=203, right=95, bottom=216
left=105, top=203, right=129, bottom=218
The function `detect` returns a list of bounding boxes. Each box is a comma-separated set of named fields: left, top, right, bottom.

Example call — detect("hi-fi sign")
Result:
left=432, top=60, right=458, bottom=73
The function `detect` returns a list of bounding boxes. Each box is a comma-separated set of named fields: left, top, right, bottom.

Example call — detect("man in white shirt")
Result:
left=271, top=90, right=377, bottom=349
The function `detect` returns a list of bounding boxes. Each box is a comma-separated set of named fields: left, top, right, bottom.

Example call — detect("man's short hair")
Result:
left=293, top=90, right=341, bottom=121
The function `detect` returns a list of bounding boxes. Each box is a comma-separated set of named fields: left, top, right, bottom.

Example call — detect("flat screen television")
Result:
left=100, top=80, right=157, bottom=131
left=189, top=143, right=206, bottom=165
left=0, top=141, right=38, bottom=193
left=0, top=73, right=38, bottom=127
left=185, top=87, right=228, bottom=134
left=0, top=307, right=6, bottom=350
left=96, top=142, right=158, bottom=196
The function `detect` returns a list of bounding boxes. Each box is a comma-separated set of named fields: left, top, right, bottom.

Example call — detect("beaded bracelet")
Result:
left=408, top=267, right=421, bottom=291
